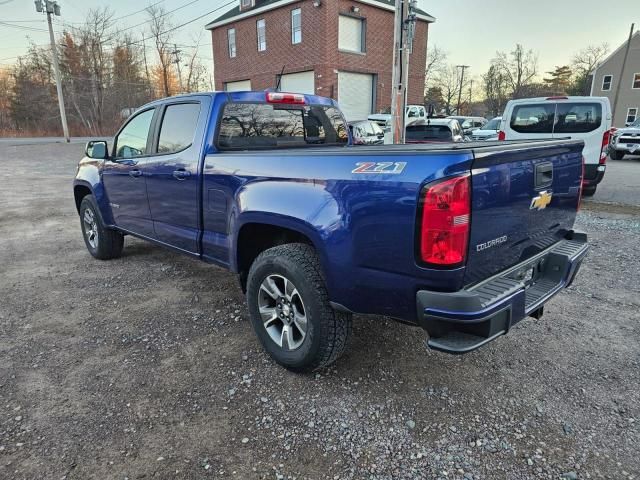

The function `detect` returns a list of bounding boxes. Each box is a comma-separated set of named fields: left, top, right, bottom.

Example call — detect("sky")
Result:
left=423, top=0, right=638, bottom=79
left=0, top=0, right=638, bottom=83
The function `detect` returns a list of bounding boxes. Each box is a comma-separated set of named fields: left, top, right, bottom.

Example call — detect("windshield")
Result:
left=483, top=118, right=501, bottom=130
left=630, top=119, right=640, bottom=128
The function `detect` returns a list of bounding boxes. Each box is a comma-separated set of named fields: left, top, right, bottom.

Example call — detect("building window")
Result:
left=257, top=19, right=266, bottom=51
left=338, top=15, right=365, bottom=53
left=633, top=73, right=640, bottom=89
left=627, top=108, right=638, bottom=124
left=240, top=0, right=252, bottom=8
left=291, top=8, right=302, bottom=44
left=228, top=28, right=236, bottom=58
left=602, top=75, right=612, bottom=91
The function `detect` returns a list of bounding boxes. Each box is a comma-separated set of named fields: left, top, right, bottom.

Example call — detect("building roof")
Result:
left=205, top=0, right=435, bottom=29
left=597, top=31, right=640, bottom=70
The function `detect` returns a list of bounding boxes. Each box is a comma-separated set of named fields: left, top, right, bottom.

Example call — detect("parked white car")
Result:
left=470, top=117, right=502, bottom=141
left=610, top=118, right=640, bottom=160
left=448, top=116, right=488, bottom=136
left=368, top=105, right=426, bottom=130
left=500, top=96, right=612, bottom=196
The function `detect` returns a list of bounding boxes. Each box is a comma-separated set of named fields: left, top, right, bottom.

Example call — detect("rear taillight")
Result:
left=418, top=175, right=471, bottom=268
left=266, top=92, right=306, bottom=104
left=600, top=129, right=611, bottom=164
left=498, top=130, right=506, bottom=141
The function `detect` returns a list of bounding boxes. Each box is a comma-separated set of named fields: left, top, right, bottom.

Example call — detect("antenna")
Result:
left=275, top=65, right=286, bottom=92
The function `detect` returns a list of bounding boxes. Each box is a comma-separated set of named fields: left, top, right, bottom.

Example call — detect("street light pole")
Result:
left=456, top=65, right=469, bottom=116
left=36, top=0, right=70, bottom=142
left=611, top=23, right=635, bottom=125
left=389, top=0, right=418, bottom=144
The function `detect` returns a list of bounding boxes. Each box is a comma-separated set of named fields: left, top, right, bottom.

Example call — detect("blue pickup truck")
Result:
left=73, top=91, right=589, bottom=372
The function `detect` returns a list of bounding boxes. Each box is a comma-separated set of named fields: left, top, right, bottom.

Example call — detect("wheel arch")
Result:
left=74, top=182, right=92, bottom=213
left=233, top=215, right=328, bottom=293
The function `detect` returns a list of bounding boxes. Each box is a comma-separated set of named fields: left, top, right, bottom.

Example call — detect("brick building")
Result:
left=206, top=0, right=434, bottom=120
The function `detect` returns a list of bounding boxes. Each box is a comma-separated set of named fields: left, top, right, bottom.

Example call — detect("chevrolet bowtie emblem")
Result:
left=530, top=191, right=553, bottom=210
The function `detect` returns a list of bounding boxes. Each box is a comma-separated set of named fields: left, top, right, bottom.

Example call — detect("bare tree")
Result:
left=483, top=65, right=510, bottom=117
left=571, top=43, right=609, bottom=95
left=183, top=33, right=209, bottom=93
left=431, top=64, right=468, bottom=115
left=573, top=43, right=610, bottom=77
left=493, top=44, right=538, bottom=99
left=147, top=4, right=175, bottom=97
left=424, top=45, right=447, bottom=93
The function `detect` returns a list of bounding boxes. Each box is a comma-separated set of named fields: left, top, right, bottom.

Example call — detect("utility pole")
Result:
left=389, top=0, right=418, bottom=144
left=172, top=44, right=184, bottom=92
left=468, top=79, right=474, bottom=115
left=456, top=65, right=469, bottom=116
left=35, top=0, right=70, bottom=142
left=612, top=23, right=635, bottom=125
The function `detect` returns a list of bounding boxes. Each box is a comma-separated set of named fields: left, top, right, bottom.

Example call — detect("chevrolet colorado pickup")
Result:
left=73, top=91, right=589, bottom=372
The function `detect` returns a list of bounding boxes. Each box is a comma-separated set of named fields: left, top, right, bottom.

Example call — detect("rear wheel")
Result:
left=79, top=195, right=124, bottom=260
left=582, top=185, right=597, bottom=197
left=610, top=150, right=625, bottom=160
left=246, top=243, right=352, bottom=372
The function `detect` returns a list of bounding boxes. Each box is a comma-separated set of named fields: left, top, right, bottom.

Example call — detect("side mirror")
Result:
left=625, top=122, right=632, bottom=127
left=86, top=140, right=108, bottom=159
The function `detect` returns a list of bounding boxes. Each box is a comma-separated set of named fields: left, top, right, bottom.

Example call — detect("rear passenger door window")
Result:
left=510, top=104, right=555, bottom=134
left=157, top=103, right=201, bottom=154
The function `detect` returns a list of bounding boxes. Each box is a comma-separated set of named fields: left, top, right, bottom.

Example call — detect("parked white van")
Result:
left=500, top=96, right=612, bottom=196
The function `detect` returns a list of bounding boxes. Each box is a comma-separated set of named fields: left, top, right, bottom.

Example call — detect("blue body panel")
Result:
left=73, top=91, right=584, bottom=324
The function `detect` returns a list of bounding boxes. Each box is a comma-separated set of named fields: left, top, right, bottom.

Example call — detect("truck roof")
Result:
left=137, top=90, right=339, bottom=111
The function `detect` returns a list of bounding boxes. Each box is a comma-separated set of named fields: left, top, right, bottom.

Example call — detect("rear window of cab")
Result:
left=217, top=103, right=348, bottom=150
left=510, top=102, right=603, bottom=134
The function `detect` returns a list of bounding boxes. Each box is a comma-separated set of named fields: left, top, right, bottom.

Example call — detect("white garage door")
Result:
left=337, top=72, right=374, bottom=121
left=224, top=79, right=252, bottom=91
left=280, top=71, right=315, bottom=95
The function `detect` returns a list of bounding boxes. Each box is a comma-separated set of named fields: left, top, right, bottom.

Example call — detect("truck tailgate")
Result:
left=464, top=140, right=583, bottom=286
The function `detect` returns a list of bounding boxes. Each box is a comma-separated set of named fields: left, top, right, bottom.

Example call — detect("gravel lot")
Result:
left=0, top=142, right=639, bottom=480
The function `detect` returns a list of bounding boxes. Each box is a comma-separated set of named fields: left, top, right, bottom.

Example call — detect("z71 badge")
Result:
left=352, top=162, right=407, bottom=175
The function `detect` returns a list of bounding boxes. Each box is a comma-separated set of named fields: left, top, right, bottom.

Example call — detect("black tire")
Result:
left=582, top=185, right=597, bottom=197
left=246, top=243, right=352, bottom=372
left=609, top=150, right=625, bottom=161
left=79, top=195, right=124, bottom=260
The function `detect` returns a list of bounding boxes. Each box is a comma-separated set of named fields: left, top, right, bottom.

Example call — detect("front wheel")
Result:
left=610, top=150, right=625, bottom=160
left=246, top=243, right=352, bottom=372
left=79, top=195, right=124, bottom=260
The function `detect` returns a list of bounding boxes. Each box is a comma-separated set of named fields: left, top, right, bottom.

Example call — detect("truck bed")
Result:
left=203, top=138, right=584, bottom=322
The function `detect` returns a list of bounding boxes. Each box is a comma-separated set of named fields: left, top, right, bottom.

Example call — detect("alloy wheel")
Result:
left=257, top=274, right=307, bottom=350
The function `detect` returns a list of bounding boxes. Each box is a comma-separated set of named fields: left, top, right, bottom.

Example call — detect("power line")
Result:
left=0, top=21, right=49, bottom=32
left=0, top=0, right=231, bottom=68
left=99, top=0, right=207, bottom=43
left=126, top=0, right=235, bottom=46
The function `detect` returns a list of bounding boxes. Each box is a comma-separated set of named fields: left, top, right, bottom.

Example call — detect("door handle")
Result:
left=173, top=169, right=191, bottom=180
left=129, top=169, right=142, bottom=178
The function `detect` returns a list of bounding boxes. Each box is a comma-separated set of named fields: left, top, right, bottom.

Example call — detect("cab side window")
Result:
left=157, top=103, right=201, bottom=154
left=114, top=109, right=155, bottom=159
